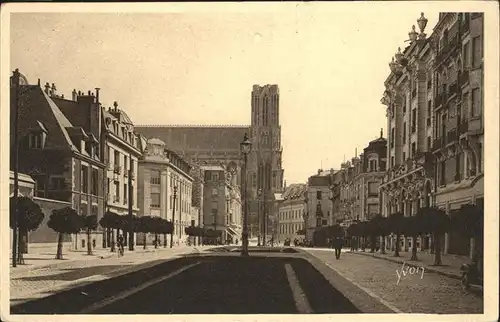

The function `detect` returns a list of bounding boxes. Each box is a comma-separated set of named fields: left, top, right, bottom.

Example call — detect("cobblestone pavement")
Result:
left=10, top=246, right=210, bottom=303
left=304, top=249, right=483, bottom=314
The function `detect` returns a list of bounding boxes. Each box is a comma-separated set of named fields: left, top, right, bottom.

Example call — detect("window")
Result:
left=114, top=182, right=120, bottom=202
left=391, top=156, right=395, bottom=168
left=123, top=183, right=127, bottom=204
left=369, top=160, right=377, bottom=172
left=212, top=209, right=218, bottom=225
left=411, top=142, right=416, bottom=156
left=81, top=166, right=89, bottom=193
left=411, top=109, right=417, bottom=132
left=427, top=137, right=431, bottom=150
left=150, top=170, right=161, bottom=185
left=403, top=152, right=406, bottom=162
left=368, top=182, right=378, bottom=196
left=427, top=101, right=432, bottom=126
left=124, top=156, right=128, bottom=172
left=402, top=97, right=407, bottom=114
left=471, top=88, right=481, bottom=117
left=403, top=122, right=407, bottom=142
left=391, top=104, right=395, bottom=119
left=390, top=128, right=395, bottom=148
left=29, top=134, right=42, bottom=149
left=150, top=192, right=160, bottom=208
left=463, top=41, right=470, bottom=68
left=91, top=168, right=98, bottom=196
left=472, top=36, right=482, bottom=68
left=51, top=177, right=65, bottom=190
left=114, top=150, right=120, bottom=167
left=316, top=191, right=322, bottom=199
left=211, top=173, right=219, bottom=181
left=212, top=188, right=218, bottom=196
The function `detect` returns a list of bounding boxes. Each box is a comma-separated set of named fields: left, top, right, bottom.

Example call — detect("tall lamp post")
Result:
left=257, top=188, right=262, bottom=246
left=240, top=133, right=252, bottom=256
left=170, top=186, right=177, bottom=248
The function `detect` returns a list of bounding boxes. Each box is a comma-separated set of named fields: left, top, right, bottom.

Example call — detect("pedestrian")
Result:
left=117, top=234, right=124, bottom=256
left=334, top=236, right=343, bottom=259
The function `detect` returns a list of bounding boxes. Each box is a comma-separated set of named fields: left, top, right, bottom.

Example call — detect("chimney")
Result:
left=44, top=82, right=50, bottom=94
left=78, top=90, right=81, bottom=96
left=88, top=90, right=91, bottom=96
left=95, top=88, right=100, bottom=104
left=380, top=128, right=383, bottom=138
left=61, top=94, right=64, bottom=99
left=113, top=101, right=118, bottom=111
left=72, top=89, right=77, bottom=101
left=37, top=78, right=40, bottom=86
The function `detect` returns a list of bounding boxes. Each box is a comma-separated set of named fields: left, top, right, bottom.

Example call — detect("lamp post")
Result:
left=257, top=188, right=262, bottom=246
left=128, top=153, right=134, bottom=251
left=240, top=133, right=252, bottom=256
left=170, top=186, right=177, bottom=248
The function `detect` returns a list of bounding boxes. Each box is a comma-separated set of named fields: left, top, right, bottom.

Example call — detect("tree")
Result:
left=419, top=206, right=450, bottom=265
left=137, top=216, right=153, bottom=249
left=371, top=214, right=389, bottom=254
left=99, top=211, right=120, bottom=252
left=347, top=222, right=359, bottom=251
left=387, top=212, right=404, bottom=257
left=48, top=207, right=83, bottom=259
left=161, top=220, right=174, bottom=247
left=450, top=203, right=483, bottom=259
left=150, top=216, right=164, bottom=248
left=400, top=213, right=425, bottom=261
left=80, top=214, right=97, bottom=255
left=10, top=196, right=45, bottom=263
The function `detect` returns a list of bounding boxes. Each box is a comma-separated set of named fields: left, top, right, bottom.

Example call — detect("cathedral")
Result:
left=135, top=84, right=285, bottom=236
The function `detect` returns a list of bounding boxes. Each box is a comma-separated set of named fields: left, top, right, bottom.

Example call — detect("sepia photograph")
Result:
left=1, top=1, right=498, bottom=321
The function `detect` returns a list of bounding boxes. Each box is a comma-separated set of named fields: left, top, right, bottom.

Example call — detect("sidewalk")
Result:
left=10, top=245, right=211, bottom=305
left=346, top=249, right=468, bottom=279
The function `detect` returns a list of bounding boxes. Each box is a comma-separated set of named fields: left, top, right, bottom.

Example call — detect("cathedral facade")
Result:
left=135, top=84, right=285, bottom=236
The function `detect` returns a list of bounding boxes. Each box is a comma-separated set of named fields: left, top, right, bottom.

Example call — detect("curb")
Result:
left=348, top=251, right=461, bottom=280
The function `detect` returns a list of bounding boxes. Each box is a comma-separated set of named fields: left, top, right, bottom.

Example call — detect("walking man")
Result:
left=334, top=236, right=343, bottom=259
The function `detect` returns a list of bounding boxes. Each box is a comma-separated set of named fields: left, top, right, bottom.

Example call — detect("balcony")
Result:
left=459, top=70, right=470, bottom=87
left=435, top=91, right=447, bottom=107
left=433, top=135, right=446, bottom=151
left=435, top=35, right=459, bottom=66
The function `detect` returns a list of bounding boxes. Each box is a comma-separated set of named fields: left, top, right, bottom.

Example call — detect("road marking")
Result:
left=284, top=263, right=313, bottom=314
left=320, top=260, right=403, bottom=313
left=80, top=262, right=201, bottom=314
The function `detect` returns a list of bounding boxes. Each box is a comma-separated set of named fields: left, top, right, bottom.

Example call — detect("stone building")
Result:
left=277, top=183, right=307, bottom=243
left=379, top=12, right=484, bottom=257
left=10, top=70, right=106, bottom=250
left=201, top=165, right=242, bottom=244
left=135, top=84, right=285, bottom=237
left=305, top=169, right=337, bottom=241
left=137, top=138, right=194, bottom=245
left=54, top=90, right=147, bottom=247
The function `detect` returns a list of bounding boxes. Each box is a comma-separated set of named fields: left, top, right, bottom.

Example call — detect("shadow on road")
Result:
left=12, top=265, right=134, bottom=282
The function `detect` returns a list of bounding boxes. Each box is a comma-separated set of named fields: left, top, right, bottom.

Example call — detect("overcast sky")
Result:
left=10, top=4, right=441, bottom=184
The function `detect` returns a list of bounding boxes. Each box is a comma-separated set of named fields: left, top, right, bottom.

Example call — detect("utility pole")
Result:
left=128, top=154, right=134, bottom=251
left=170, top=186, right=177, bottom=248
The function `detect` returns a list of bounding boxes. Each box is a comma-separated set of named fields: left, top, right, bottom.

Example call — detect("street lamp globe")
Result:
left=240, top=132, right=252, bottom=155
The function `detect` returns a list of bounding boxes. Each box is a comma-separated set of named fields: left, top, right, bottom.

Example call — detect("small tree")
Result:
left=347, top=223, right=359, bottom=251
left=401, top=214, right=425, bottom=261
left=150, top=216, right=164, bottom=248
left=81, top=214, right=97, bottom=255
left=450, top=203, right=483, bottom=260
left=387, top=212, right=404, bottom=257
left=420, top=206, right=449, bottom=265
left=372, top=214, right=389, bottom=254
left=10, top=196, right=45, bottom=263
left=137, top=216, right=153, bottom=249
left=161, top=220, right=174, bottom=247
left=48, top=207, right=83, bottom=259
left=100, top=211, right=120, bottom=252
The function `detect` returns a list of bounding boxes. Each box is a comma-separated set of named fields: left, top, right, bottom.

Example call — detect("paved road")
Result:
left=11, top=248, right=390, bottom=314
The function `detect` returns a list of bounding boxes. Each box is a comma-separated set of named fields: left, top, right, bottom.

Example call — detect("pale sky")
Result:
left=10, top=4, right=440, bottom=184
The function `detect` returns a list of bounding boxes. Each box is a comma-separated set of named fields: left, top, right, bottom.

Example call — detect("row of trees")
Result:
left=346, top=204, right=483, bottom=265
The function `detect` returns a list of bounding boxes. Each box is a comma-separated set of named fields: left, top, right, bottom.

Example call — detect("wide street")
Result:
left=10, top=246, right=483, bottom=315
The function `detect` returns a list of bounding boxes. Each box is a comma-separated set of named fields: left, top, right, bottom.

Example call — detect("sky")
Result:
left=9, top=4, right=440, bottom=184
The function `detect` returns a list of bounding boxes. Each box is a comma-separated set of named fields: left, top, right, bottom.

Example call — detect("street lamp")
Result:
left=240, top=133, right=252, bottom=256
left=170, top=186, right=177, bottom=248
left=257, top=188, right=262, bottom=246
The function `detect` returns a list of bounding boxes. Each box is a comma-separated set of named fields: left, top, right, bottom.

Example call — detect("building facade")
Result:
left=379, top=12, right=484, bottom=257
left=305, top=169, right=336, bottom=241
left=135, top=84, right=285, bottom=237
left=277, top=184, right=307, bottom=243
left=201, top=165, right=242, bottom=244
left=11, top=71, right=106, bottom=250
left=137, top=138, right=194, bottom=245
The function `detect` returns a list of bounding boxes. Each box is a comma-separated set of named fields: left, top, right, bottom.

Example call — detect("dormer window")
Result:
left=28, top=133, right=44, bottom=149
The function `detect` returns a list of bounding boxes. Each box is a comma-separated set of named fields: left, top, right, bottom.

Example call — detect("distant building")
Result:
left=137, top=138, right=194, bottom=245
left=277, top=183, right=307, bottom=243
left=305, top=169, right=337, bottom=241
left=201, top=165, right=242, bottom=244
